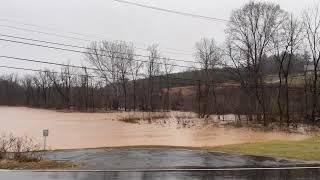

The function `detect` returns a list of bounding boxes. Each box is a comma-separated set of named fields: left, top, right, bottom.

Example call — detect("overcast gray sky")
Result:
left=0, top=0, right=317, bottom=75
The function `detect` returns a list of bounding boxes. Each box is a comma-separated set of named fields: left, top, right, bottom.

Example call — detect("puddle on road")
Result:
left=0, top=106, right=309, bottom=150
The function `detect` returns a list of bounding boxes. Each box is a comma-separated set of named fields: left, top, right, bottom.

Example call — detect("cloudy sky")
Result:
left=0, top=0, right=317, bottom=75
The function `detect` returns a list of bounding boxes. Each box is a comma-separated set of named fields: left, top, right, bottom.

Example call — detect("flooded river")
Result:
left=0, top=106, right=308, bottom=150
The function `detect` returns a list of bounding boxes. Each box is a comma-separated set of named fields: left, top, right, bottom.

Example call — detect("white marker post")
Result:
left=43, top=129, right=49, bottom=151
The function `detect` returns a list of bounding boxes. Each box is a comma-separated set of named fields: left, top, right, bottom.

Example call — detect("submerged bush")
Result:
left=0, top=134, right=42, bottom=162
left=119, top=112, right=170, bottom=124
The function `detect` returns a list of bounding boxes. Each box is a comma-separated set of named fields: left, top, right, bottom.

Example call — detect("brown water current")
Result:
left=0, top=106, right=309, bottom=150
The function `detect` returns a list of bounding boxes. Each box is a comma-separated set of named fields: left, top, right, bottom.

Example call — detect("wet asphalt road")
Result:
left=2, top=148, right=320, bottom=179
left=2, top=169, right=320, bottom=180
left=44, top=148, right=318, bottom=170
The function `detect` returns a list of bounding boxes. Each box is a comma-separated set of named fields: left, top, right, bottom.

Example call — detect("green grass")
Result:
left=210, top=137, right=320, bottom=161
left=108, top=141, right=320, bottom=161
left=265, top=74, right=305, bottom=85
left=0, top=160, right=76, bottom=170
left=102, top=139, right=320, bottom=161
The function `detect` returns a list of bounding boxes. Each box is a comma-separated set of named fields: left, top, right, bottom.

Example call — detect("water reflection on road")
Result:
left=1, top=169, right=320, bottom=180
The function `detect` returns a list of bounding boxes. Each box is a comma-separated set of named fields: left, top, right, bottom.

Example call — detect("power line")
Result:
left=0, top=55, right=136, bottom=79
left=0, top=55, right=98, bottom=71
left=0, top=65, right=98, bottom=78
left=0, top=65, right=42, bottom=73
left=0, top=33, right=86, bottom=49
left=0, top=18, right=195, bottom=55
left=0, top=33, right=198, bottom=64
left=0, top=55, right=199, bottom=83
left=0, top=55, right=143, bottom=80
left=0, top=24, right=89, bottom=42
left=0, top=38, right=201, bottom=70
left=0, top=64, right=199, bottom=86
left=0, top=18, right=103, bottom=40
left=113, top=0, right=230, bottom=22
left=0, top=20, right=194, bottom=56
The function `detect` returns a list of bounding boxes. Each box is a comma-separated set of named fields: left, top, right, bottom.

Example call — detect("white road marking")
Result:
left=1, top=166, right=320, bottom=172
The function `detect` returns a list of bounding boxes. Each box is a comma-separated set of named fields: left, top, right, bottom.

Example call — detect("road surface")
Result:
left=1, top=168, right=320, bottom=179
left=44, top=148, right=319, bottom=170
left=1, top=148, right=320, bottom=179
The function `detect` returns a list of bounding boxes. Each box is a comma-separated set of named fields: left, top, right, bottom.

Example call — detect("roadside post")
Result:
left=43, top=129, right=49, bottom=151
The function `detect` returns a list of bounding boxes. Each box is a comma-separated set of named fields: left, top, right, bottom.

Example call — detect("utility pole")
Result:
left=198, top=80, right=201, bottom=118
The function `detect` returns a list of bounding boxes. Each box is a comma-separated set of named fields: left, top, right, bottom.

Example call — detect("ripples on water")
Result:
left=0, top=106, right=308, bottom=150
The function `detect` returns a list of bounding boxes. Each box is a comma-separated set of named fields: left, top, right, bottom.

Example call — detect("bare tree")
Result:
left=226, top=1, right=287, bottom=126
left=129, top=59, right=143, bottom=111
left=282, top=15, right=303, bottom=126
left=146, top=44, right=161, bottom=111
left=86, top=41, right=121, bottom=110
left=162, top=58, right=175, bottom=111
left=303, top=6, right=320, bottom=123
left=87, top=41, right=137, bottom=111
left=195, top=38, right=221, bottom=118
left=81, top=67, right=90, bottom=111
left=115, top=42, right=135, bottom=111
left=32, top=74, right=42, bottom=106
left=303, top=51, right=312, bottom=119
left=47, top=71, right=70, bottom=109
left=21, top=75, right=33, bottom=106
left=272, top=14, right=303, bottom=127
left=60, top=65, right=74, bottom=109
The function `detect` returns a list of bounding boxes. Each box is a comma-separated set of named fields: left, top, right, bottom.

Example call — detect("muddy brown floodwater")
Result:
left=0, top=106, right=309, bottom=150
